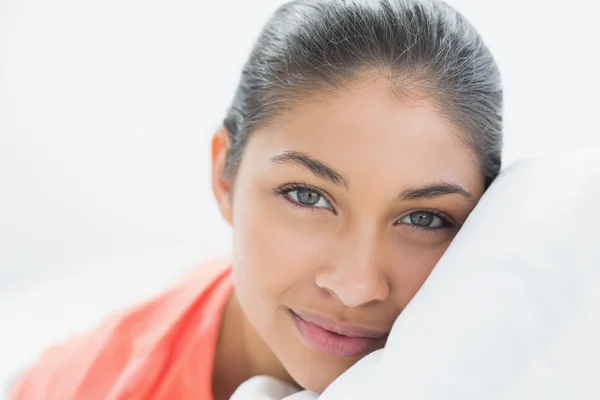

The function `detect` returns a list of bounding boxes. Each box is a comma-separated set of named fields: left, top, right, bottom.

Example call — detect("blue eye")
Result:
left=398, top=211, right=447, bottom=229
left=287, top=188, right=332, bottom=209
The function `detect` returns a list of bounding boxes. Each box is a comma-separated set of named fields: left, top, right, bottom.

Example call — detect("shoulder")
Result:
left=9, top=255, right=234, bottom=400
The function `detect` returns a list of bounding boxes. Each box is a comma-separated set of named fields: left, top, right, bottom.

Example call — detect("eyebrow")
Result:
left=270, top=151, right=349, bottom=188
left=398, top=183, right=474, bottom=202
left=270, top=151, right=473, bottom=202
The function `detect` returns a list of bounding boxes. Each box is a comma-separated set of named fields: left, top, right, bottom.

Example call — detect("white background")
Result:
left=1, top=0, right=599, bottom=393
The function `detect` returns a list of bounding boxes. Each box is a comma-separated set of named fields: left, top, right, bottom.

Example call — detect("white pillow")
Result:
left=232, top=146, right=600, bottom=399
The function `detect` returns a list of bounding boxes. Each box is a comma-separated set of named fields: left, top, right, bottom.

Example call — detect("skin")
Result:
left=210, top=76, right=486, bottom=399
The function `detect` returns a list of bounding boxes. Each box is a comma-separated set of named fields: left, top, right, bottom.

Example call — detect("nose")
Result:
left=315, top=228, right=390, bottom=308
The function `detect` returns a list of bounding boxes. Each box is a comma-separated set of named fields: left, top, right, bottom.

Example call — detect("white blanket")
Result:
left=231, top=146, right=600, bottom=399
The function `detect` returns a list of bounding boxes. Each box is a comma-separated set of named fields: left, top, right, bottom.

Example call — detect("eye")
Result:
left=286, top=187, right=332, bottom=209
left=398, top=211, right=448, bottom=229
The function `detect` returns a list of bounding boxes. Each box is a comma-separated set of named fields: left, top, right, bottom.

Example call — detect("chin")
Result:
left=287, top=360, right=349, bottom=394
left=293, top=373, right=333, bottom=394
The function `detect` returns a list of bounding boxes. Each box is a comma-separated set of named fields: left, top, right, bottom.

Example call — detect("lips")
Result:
left=290, top=309, right=388, bottom=358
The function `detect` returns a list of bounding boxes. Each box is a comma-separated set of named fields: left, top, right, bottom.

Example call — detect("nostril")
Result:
left=319, top=284, right=337, bottom=298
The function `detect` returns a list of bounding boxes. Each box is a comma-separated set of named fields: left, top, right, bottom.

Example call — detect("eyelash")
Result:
left=397, top=209, right=460, bottom=234
left=274, top=183, right=461, bottom=233
left=274, top=182, right=335, bottom=213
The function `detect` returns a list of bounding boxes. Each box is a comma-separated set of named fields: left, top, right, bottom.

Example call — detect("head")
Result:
left=212, top=0, right=502, bottom=393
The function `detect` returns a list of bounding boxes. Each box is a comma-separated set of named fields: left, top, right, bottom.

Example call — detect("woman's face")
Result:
left=213, top=77, right=486, bottom=392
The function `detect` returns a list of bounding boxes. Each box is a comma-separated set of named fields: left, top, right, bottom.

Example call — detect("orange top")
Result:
left=10, top=257, right=234, bottom=400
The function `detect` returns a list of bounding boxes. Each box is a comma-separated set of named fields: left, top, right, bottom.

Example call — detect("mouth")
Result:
left=289, top=309, right=388, bottom=358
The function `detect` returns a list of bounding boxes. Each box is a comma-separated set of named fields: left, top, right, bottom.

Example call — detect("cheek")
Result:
left=231, top=185, right=327, bottom=311
left=389, top=240, right=449, bottom=308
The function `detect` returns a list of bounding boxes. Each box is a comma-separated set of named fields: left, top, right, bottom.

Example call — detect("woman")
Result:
left=10, top=0, right=502, bottom=399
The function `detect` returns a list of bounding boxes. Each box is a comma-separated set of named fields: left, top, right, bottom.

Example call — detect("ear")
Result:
left=211, top=127, right=233, bottom=226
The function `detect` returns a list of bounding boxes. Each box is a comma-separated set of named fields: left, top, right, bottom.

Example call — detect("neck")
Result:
left=211, top=291, right=296, bottom=400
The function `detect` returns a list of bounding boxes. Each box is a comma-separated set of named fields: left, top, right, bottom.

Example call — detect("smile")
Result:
left=290, top=309, right=388, bottom=358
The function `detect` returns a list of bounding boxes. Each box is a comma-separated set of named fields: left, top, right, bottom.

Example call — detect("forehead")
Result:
left=246, top=77, right=483, bottom=191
